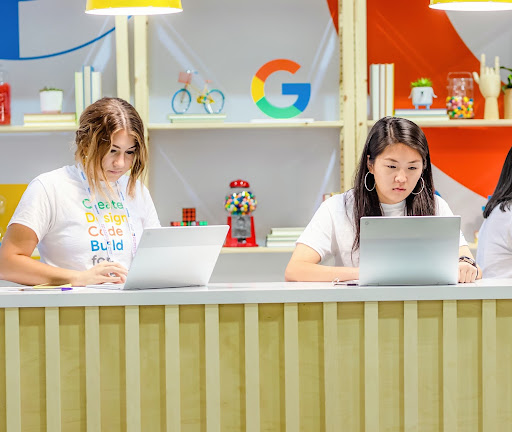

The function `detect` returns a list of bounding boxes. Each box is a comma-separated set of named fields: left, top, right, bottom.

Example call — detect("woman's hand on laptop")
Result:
left=458, top=261, right=478, bottom=283
left=72, top=262, right=128, bottom=286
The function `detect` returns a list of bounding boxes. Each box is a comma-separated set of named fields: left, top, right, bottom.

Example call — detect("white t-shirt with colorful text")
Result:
left=9, top=165, right=161, bottom=271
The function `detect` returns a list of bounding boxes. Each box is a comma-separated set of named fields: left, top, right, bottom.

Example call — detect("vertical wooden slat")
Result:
left=114, top=15, right=130, bottom=101
left=165, top=305, right=181, bottom=432
left=5, top=308, right=21, bottom=432
left=443, top=300, right=457, bottom=432
left=364, top=301, right=379, bottom=432
left=340, top=0, right=356, bottom=191
left=125, top=306, right=141, bottom=432
left=284, top=303, right=300, bottom=432
left=404, top=301, right=418, bottom=432
left=354, top=0, right=368, bottom=159
left=244, top=304, right=260, bottom=432
left=323, top=302, right=339, bottom=432
left=133, top=15, right=150, bottom=188
left=482, top=299, right=496, bottom=432
left=85, top=306, right=101, bottom=432
left=205, top=304, right=221, bottom=432
left=45, top=307, right=61, bottom=432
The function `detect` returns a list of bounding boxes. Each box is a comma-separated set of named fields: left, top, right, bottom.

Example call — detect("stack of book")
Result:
left=265, top=227, right=305, bottom=248
left=23, top=112, right=76, bottom=127
left=369, top=63, right=394, bottom=120
left=394, top=108, right=449, bottom=122
left=168, top=113, right=226, bottom=123
left=75, top=65, right=102, bottom=121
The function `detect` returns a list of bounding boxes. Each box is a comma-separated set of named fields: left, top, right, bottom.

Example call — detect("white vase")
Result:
left=410, top=86, right=436, bottom=109
left=40, top=90, right=63, bottom=114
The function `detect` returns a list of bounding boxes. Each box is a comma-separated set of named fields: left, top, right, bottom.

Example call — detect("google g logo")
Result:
left=251, top=59, right=311, bottom=119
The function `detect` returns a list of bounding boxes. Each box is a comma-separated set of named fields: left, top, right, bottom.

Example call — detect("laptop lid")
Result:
left=358, top=216, right=460, bottom=286
left=121, top=225, right=229, bottom=290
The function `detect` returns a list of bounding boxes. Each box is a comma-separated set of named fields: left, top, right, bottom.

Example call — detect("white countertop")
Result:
left=0, top=279, right=511, bottom=308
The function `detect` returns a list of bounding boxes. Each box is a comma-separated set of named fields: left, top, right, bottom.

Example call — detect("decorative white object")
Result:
left=40, top=88, right=63, bottom=114
left=410, top=87, right=437, bottom=109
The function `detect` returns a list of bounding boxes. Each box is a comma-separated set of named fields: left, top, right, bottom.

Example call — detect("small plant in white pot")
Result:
left=40, top=87, right=63, bottom=114
left=409, top=77, right=437, bottom=109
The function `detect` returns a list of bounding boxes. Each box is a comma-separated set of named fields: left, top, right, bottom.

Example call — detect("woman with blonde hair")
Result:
left=0, top=97, right=160, bottom=286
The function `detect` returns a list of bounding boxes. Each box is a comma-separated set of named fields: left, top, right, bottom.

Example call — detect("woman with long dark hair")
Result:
left=285, top=116, right=479, bottom=283
left=477, top=147, right=512, bottom=277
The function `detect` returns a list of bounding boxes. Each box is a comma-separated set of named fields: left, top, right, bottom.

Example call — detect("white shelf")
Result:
left=369, top=119, right=512, bottom=128
left=149, top=120, right=343, bottom=130
left=221, top=246, right=294, bottom=254
left=0, top=125, right=76, bottom=133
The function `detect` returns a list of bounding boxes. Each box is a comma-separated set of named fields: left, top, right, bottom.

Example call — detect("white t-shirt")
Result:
left=297, top=190, right=467, bottom=267
left=476, top=205, right=512, bottom=278
left=9, top=165, right=161, bottom=271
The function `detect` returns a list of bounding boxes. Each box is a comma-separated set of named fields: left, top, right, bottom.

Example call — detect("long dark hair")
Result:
left=350, top=116, right=436, bottom=253
left=483, top=146, right=512, bottom=218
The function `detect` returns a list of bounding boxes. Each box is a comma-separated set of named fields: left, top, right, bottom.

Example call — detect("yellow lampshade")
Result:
left=86, top=0, right=182, bottom=15
left=430, top=0, right=512, bottom=10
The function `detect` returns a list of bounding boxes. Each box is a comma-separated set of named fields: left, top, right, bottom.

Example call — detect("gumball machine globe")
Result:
left=224, top=179, right=258, bottom=247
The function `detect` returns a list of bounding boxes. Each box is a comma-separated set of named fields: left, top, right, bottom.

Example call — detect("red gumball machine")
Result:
left=224, top=179, right=258, bottom=247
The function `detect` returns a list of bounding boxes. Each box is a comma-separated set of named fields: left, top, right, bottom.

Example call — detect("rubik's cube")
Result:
left=170, top=208, right=208, bottom=227
left=182, top=208, right=196, bottom=222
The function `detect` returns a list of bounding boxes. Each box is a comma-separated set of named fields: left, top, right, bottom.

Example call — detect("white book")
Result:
left=74, top=72, right=83, bottom=122
left=379, top=64, right=386, bottom=120
left=91, top=71, right=102, bottom=104
left=385, top=63, right=394, bottom=117
left=82, top=65, right=92, bottom=108
left=369, top=64, right=380, bottom=120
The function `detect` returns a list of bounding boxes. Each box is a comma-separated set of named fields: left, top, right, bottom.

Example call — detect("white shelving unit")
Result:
left=0, top=125, right=76, bottom=133
left=148, top=121, right=343, bottom=130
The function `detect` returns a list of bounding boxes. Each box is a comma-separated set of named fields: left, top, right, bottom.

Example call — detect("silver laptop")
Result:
left=88, top=225, right=229, bottom=290
left=358, top=216, right=460, bottom=286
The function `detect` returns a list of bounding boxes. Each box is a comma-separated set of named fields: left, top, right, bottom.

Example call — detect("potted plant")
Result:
left=39, top=86, right=63, bottom=114
left=500, top=66, right=512, bottom=119
left=409, top=77, right=437, bottom=109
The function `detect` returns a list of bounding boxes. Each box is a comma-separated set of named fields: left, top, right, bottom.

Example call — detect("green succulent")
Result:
left=39, top=86, right=63, bottom=92
left=500, top=66, right=512, bottom=92
left=410, top=77, right=433, bottom=88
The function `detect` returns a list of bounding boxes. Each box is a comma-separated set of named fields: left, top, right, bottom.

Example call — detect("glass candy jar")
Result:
left=446, top=72, right=474, bottom=119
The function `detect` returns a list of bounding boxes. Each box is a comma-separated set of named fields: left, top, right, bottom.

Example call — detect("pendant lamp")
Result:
left=86, top=0, right=182, bottom=15
left=430, top=0, right=512, bottom=11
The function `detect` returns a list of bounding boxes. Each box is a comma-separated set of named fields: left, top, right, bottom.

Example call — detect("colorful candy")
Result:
left=446, top=95, right=474, bottom=119
left=224, top=190, right=257, bottom=215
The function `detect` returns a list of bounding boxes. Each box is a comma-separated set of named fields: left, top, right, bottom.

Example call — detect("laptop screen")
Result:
left=358, top=216, right=460, bottom=286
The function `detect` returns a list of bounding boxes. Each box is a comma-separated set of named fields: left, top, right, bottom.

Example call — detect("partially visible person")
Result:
left=477, top=146, right=512, bottom=278
left=285, top=116, right=480, bottom=284
left=0, top=97, right=160, bottom=286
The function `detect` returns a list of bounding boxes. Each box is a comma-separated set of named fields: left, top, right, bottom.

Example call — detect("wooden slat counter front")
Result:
left=1, top=280, right=511, bottom=432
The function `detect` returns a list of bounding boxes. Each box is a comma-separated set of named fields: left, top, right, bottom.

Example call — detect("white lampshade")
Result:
left=430, top=0, right=512, bottom=11
left=86, top=0, right=182, bottom=15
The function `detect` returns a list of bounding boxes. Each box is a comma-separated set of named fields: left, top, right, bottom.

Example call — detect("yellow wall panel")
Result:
left=417, top=301, right=442, bottom=432
left=338, top=302, right=364, bottom=432
left=259, top=303, right=285, bottom=432
left=140, top=305, right=165, bottom=432
left=497, top=300, right=512, bottom=431
left=179, top=305, right=205, bottom=432
left=219, top=304, right=245, bottom=432
left=19, top=308, right=46, bottom=432
left=457, top=301, right=482, bottom=432
left=99, top=307, right=126, bottom=432
left=59, top=307, right=86, bottom=432
left=0, top=309, right=5, bottom=432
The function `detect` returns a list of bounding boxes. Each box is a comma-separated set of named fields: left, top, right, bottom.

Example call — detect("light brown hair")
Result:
left=74, top=97, right=147, bottom=198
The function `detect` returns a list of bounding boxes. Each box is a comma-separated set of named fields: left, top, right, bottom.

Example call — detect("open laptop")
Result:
left=358, top=216, right=460, bottom=286
left=88, top=225, right=229, bottom=290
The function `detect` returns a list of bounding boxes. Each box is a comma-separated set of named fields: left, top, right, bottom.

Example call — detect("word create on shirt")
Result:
left=82, top=198, right=126, bottom=254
